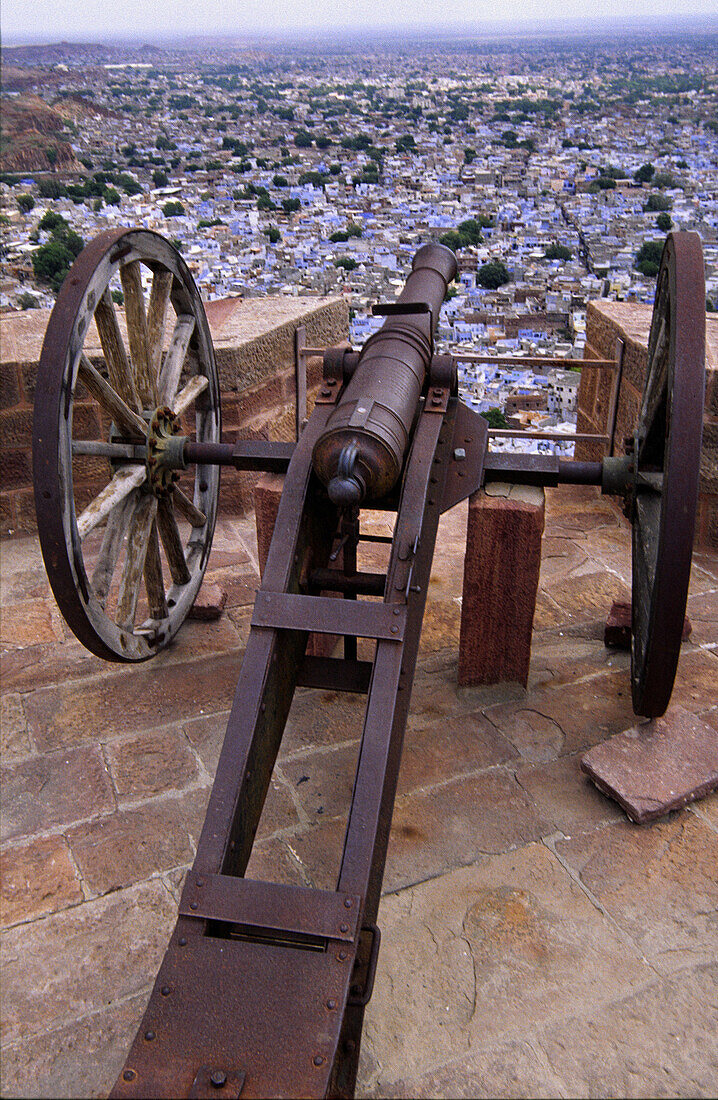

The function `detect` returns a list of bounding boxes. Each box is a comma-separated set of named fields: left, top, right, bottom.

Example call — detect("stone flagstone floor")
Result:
left=1, top=486, right=717, bottom=1098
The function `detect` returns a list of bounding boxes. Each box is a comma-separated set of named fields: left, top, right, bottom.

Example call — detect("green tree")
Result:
left=464, top=147, right=477, bottom=164
left=162, top=200, right=185, bottom=216
left=294, top=129, right=313, bottom=148
left=334, top=256, right=357, bottom=271
left=104, top=187, right=121, bottom=206
left=480, top=407, right=509, bottom=429
left=152, top=169, right=169, bottom=188
left=272, top=174, right=288, bottom=187
left=32, top=237, right=76, bottom=292
left=17, top=291, right=40, bottom=309
left=645, top=192, right=672, bottom=212
left=477, top=260, right=510, bottom=289
left=635, top=240, right=664, bottom=277
left=282, top=197, right=301, bottom=214
left=652, top=171, right=676, bottom=189
left=265, top=226, right=281, bottom=244
left=16, top=193, right=34, bottom=214
left=655, top=212, right=672, bottom=232
left=545, top=242, right=572, bottom=261
left=634, top=162, right=655, bottom=184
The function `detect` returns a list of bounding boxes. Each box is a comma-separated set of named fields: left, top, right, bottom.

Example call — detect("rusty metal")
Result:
left=312, top=243, right=457, bottom=504
left=629, top=232, right=705, bottom=717
left=32, top=231, right=706, bottom=1100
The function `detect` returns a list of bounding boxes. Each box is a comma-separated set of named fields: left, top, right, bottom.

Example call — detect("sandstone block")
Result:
left=24, top=653, right=241, bottom=752
left=459, top=485, right=545, bottom=688
left=0, top=880, right=175, bottom=1046
left=104, top=729, right=200, bottom=800
left=555, top=814, right=718, bottom=973
left=1, top=746, right=115, bottom=842
left=1, top=835, right=83, bottom=927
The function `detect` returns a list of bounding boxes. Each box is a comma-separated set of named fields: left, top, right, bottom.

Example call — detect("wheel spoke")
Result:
left=78, top=354, right=148, bottom=439
left=91, top=490, right=137, bottom=607
left=157, top=496, right=191, bottom=585
left=116, top=493, right=157, bottom=630
left=172, top=485, right=207, bottom=528
left=144, top=518, right=168, bottom=619
left=147, top=269, right=174, bottom=384
left=174, top=373, right=209, bottom=416
left=94, top=290, right=140, bottom=411
left=76, top=465, right=147, bottom=540
left=158, top=314, right=195, bottom=406
left=120, top=260, right=156, bottom=408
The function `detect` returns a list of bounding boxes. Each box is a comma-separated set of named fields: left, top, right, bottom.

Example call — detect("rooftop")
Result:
left=1, top=482, right=716, bottom=1097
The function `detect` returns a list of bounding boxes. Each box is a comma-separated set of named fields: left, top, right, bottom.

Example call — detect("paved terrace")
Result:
left=1, top=486, right=717, bottom=1098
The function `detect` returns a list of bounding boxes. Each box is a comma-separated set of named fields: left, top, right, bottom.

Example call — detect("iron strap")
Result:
left=251, top=591, right=407, bottom=640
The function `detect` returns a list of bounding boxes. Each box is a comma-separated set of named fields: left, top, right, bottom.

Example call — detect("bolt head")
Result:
left=453, top=447, right=466, bottom=461
left=144, top=1030, right=155, bottom=1042
left=313, top=1055, right=324, bottom=1067
left=161, top=985, right=171, bottom=996
left=123, top=1069, right=136, bottom=1082
left=210, top=1071, right=227, bottom=1088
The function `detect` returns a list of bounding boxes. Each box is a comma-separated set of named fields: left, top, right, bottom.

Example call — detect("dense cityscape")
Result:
left=2, top=29, right=717, bottom=446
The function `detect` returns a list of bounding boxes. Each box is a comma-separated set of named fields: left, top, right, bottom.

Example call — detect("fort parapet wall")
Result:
left=576, top=300, right=718, bottom=550
left=0, top=295, right=348, bottom=536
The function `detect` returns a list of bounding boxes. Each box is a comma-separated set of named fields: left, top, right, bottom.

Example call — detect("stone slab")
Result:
left=0, top=880, right=175, bottom=1046
left=360, top=843, right=651, bottom=1088
left=104, top=728, right=200, bottom=801
left=1, top=746, right=115, bottom=842
left=581, top=704, right=718, bottom=823
left=187, top=581, right=227, bottom=621
left=1, top=835, right=83, bottom=927
left=535, top=963, right=718, bottom=1099
left=555, top=814, right=718, bottom=974
left=0, top=991, right=149, bottom=1100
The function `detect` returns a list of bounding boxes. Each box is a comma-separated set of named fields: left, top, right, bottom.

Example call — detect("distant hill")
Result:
left=0, top=95, right=82, bottom=174
left=1, top=41, right=165, bottom=64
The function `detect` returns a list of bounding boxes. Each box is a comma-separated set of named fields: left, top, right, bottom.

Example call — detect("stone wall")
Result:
left=0, top=295, right=348, bottom=536
left=576, top=299, right=718, bottom=549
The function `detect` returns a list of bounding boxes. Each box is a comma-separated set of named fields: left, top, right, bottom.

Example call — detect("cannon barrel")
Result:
left=312, top=243, right=457, bottom=504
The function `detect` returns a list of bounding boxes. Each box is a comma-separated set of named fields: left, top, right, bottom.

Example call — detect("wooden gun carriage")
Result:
left=32, top=230, right=706, bottom=1098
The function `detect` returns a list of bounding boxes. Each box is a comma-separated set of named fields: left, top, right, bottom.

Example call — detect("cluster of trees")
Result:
left=32, top=212, right=84, bottom=293
left=329, top=223, right=362, bottom=244
left=545, top=242, right=572, bottom=261
left=162, top=200, right=185, bottom=217
left=439, top=216, right=492, bottom=252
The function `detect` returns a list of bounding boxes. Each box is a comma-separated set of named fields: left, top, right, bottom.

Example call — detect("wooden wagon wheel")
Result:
left=33, top=229, right=221, bottom=662
left=630, top=231, right=705, bottom=717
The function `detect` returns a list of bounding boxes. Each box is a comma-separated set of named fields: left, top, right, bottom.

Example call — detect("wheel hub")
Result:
left=147, top=406, right=187, bottom=497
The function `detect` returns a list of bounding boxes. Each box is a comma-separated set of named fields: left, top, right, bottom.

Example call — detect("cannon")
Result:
left=32, top=230, right=705, bottom=1097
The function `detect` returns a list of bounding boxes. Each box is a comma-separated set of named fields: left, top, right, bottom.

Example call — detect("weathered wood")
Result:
left=174, top=374, right=209, bottom=416
left=158, top=315, right=195, bottom=406
left=91, top=491, right=137, bottom=607
left=94, top=290, right=140, bottom=411
left=78, top=354, right=148, bottom=439
left=116, top=493, right=157, bottom=630
left=173, top=485, right=206, bottom=528
left=144, top=518, right=168, bottom=619
left=147, top=268, right=174, bottom=384
left=157, top=497, right=191, bottom=585
left=76, top=465, right=147, bottom=540
left=120, top=260, right=156, bottom=407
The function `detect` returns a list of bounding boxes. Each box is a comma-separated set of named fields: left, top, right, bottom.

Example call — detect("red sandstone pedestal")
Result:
left=458, top=483, right=545, bottom=688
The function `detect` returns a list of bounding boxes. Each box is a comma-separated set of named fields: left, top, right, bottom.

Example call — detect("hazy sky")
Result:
left=3, top=0, right=716, bottom=43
